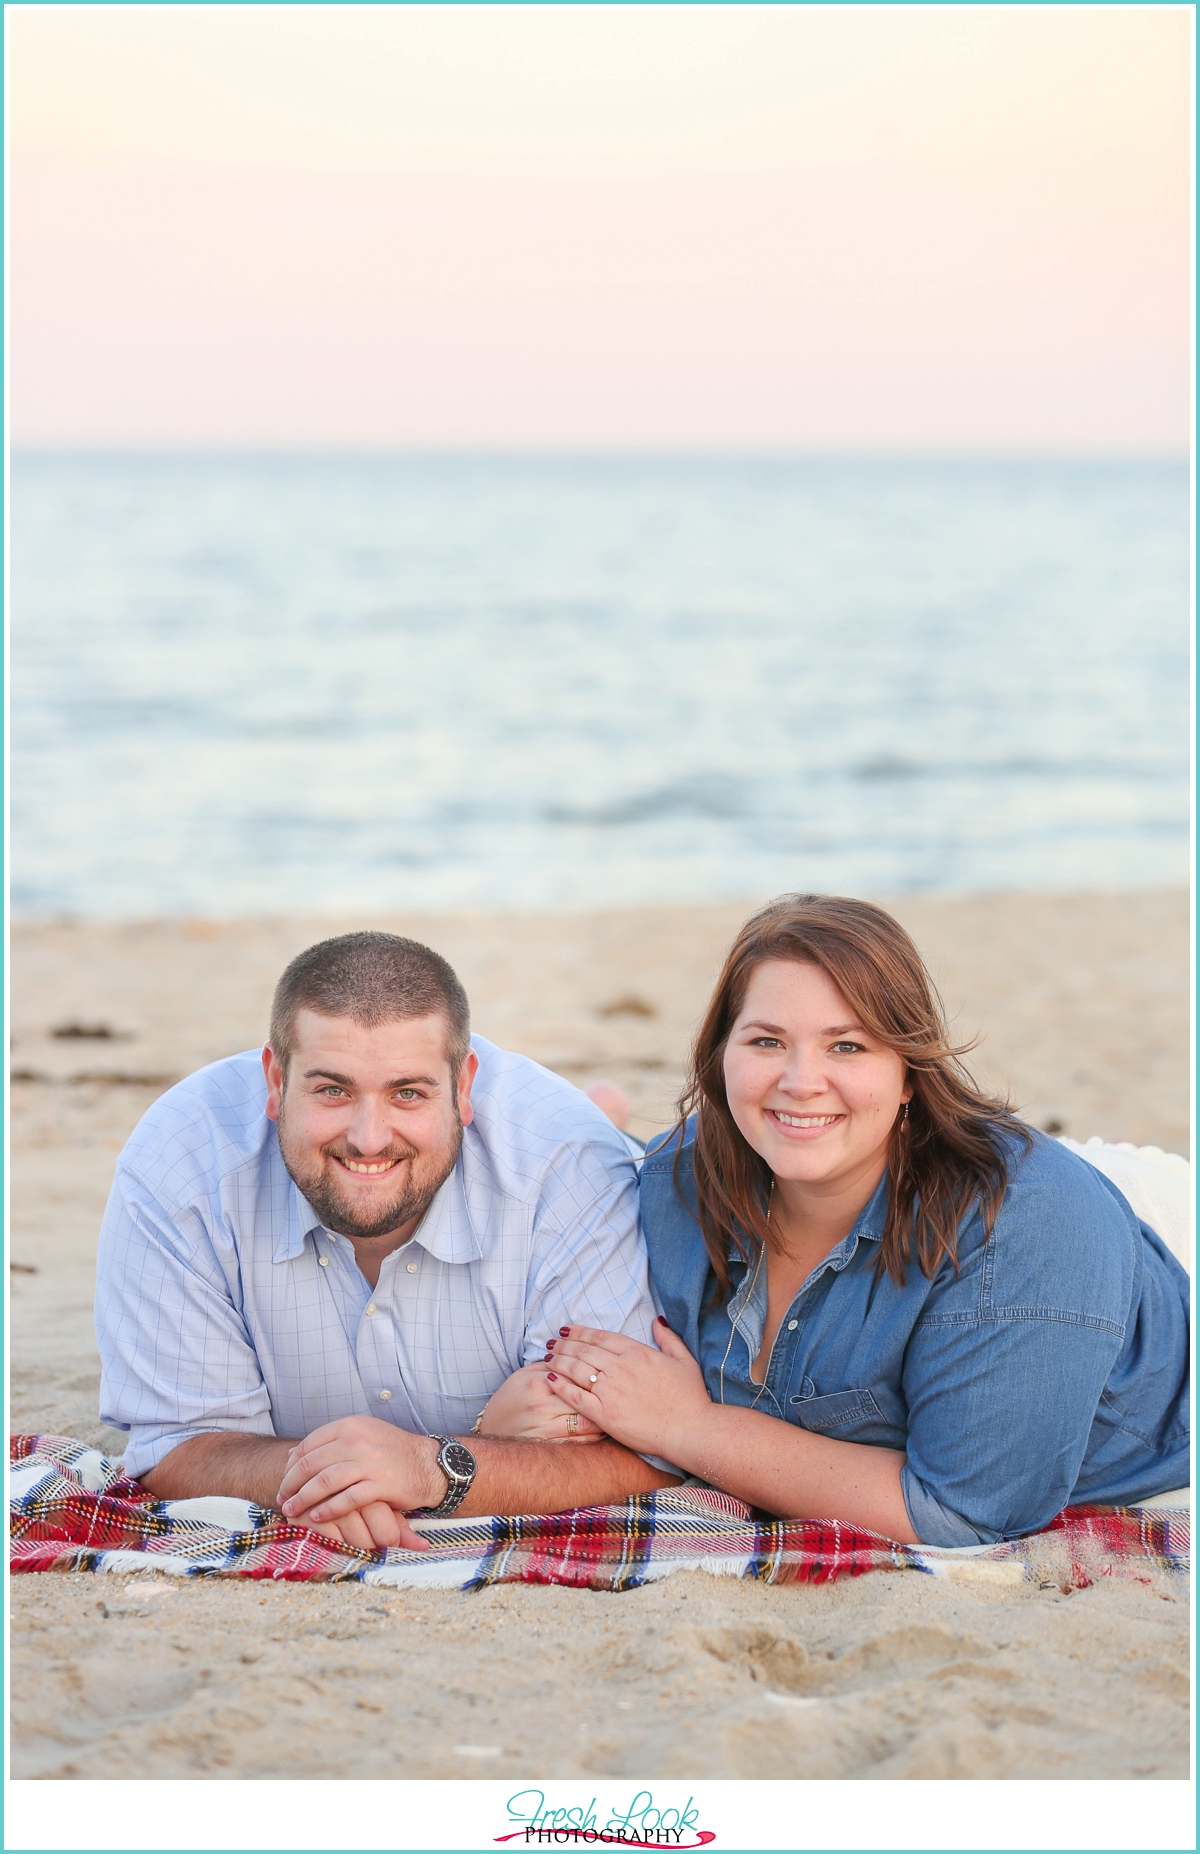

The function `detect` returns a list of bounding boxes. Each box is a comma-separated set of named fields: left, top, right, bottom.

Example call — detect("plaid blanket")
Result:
left=10, top=1434, right=1189, bottom=1593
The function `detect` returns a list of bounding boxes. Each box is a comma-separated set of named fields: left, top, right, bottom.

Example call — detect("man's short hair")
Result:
left=269, top=933, right=471, bottom=1077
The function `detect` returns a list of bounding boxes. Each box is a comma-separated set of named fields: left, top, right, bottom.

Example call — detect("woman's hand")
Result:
left=543, top=1317, right=711, bottom=1460
left=476, top=1362, right=607, bottom=1444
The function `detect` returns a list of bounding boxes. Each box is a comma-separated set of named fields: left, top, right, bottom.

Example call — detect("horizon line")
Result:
left=10, top=445, right=1190, bottom=467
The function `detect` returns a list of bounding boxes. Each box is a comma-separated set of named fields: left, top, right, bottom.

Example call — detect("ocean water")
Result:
left=10, top=455, right=1190, bottom=918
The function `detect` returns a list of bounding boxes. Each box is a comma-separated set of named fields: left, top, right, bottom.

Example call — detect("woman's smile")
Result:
left=764, top=1107, right=846, bottom=1136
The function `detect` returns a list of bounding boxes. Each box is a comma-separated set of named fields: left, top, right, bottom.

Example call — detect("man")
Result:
left=96, top=932, right=675, bottom=1551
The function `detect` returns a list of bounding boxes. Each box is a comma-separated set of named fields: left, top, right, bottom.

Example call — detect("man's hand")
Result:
left=279, top=1416, right=444, bottom=1532
left=289, top=1499, right=428, bottom=1553
left=477, top=1362, right=606, bottom=1443
left=138, top=1430, right=428, bottom=1554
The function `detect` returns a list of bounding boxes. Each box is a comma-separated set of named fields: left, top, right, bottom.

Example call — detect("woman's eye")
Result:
left=831, top=1041, right=864, bottom=1055
left=750, top=1037, right=784, bottom=1049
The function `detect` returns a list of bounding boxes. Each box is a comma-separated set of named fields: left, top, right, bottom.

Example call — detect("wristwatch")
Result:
left=426, top=1436, right=477, bottom=1516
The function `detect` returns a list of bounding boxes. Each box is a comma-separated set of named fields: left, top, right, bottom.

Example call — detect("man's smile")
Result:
left=331, top=1155, right=407, bottom=1177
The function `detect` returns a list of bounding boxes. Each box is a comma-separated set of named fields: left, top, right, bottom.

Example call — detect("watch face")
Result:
left=441, top=1441, right=475, bottom=1482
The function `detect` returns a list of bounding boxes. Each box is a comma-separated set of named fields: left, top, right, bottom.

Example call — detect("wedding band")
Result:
left=565, top=1412, right=580, bottom=1434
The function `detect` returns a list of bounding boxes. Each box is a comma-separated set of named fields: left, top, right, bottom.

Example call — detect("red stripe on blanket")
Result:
left=9, top=1435, right=1189, bottom=1591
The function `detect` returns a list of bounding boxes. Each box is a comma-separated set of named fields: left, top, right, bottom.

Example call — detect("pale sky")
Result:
left=8, top=5, right=1193, bottom=452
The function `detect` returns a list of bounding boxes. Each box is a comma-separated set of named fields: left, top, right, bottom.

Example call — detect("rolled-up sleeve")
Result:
left=900, top=1312, right=1126, bottom=1545
left=95, top=1167, right=276, bottom=1480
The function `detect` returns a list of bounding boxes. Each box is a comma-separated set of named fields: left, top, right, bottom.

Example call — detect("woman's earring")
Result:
left=902, top=1101, right=910, bottom=1126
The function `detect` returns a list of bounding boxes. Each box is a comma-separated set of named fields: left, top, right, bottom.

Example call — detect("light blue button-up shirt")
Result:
left=96, top=1036, right=658, bottom=1478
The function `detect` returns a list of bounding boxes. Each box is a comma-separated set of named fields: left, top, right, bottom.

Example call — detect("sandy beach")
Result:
left=8, top=889, right=1191, bottom=1780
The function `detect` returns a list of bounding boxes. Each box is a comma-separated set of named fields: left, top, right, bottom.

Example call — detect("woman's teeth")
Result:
left=770, top=1111, right=842, bottom=1127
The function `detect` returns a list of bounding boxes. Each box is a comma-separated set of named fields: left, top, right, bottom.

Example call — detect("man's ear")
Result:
left=263, top=1045, right=286, bottom=1122
left=457, top=1048, right=479, bottom=1128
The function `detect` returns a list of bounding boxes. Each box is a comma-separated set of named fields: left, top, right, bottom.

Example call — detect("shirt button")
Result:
left=406, top=1261, right=418, bottom=1274
left=378, top=1389, right=393, bottom=1402
left=787, top=1319, right=798, bottom=1331
left=318, top=1256, right=330, bottom=1267
left=365, top=1303, right=377, bottom=1317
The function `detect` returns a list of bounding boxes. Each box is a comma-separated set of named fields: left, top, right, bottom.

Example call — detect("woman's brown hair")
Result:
left=674, top=894, right=1031, bottom=1295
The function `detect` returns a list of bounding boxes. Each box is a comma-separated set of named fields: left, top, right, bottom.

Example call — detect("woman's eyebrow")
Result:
left=739, top=1020, right=868, bottom=1037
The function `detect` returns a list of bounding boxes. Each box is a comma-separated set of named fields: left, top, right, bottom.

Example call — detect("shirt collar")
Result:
left=273, top=1174, right=325, bottom=1263
left=405, top=1158, right=484, bottom=1264
left=854, top=1170, right=889, bottom=1243
left=725, top=1167, right=889, bottom=1310
left=271, top=1150, right=483, bottom=1266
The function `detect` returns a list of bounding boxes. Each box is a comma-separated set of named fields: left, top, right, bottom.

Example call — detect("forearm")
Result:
left=670, top=1405, right=917, bottom=1543
left=139, top=1432, right=297, bottom=1509
left=455, top=1437, right=678, bottom=1518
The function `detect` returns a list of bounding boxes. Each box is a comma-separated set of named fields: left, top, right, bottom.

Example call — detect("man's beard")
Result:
left=276, top=1101, right=464, bottom=1242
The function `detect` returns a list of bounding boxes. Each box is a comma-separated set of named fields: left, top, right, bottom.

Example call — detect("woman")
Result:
left=541, top=895, right=1189, bottom=1546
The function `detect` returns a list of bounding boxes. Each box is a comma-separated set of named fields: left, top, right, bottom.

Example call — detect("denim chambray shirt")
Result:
left=641, top=1125, right=1190, bottom=1547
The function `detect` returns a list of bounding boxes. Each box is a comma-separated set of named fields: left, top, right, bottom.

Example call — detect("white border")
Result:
left=4, top=0, right=16, bottom=1816
left=2, top=1778, right=1198, bottom=1853
left=1188, top=0, right=1199, bottom=1818
left=3, top=7, right=1196, bottom=1851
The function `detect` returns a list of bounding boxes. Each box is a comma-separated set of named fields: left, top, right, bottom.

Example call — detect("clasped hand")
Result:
left=473, top=1361, right=606, bottom=1444
left=543, top=1316, right=711, bottom=1460
left=277, top=1416, right=439, bottom=1554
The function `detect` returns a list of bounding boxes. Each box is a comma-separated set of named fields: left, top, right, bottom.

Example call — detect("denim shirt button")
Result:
left=790, top=1376, right=816, bottom=1404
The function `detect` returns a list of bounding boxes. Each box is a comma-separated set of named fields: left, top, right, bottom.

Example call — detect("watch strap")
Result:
left=426, top=1434, right=476, bottom=1517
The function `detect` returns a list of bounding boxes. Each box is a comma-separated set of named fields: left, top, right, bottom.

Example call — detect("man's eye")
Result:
left=395, top=1088, right=420, bottom=1101
left=320, top=1086, right=346, bottom=1098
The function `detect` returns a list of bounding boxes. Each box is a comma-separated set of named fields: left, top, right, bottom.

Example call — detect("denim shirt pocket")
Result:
left=790, top=1387, right=888, bottom=1441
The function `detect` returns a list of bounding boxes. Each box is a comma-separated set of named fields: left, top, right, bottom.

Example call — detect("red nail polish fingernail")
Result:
left=546, top=1339, right=557, bottom=1349
left=559, top=1327, right=571, bottom=1337
left=546, top=1372, right=557, bottom=1381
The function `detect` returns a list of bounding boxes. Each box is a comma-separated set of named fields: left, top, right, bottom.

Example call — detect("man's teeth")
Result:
left=771, top=1111, right=842, bottom=1127
left=341, top=1158, right=398, bottom=1174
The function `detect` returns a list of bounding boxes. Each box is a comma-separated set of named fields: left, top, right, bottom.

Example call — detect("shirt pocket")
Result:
left=790, top=1386, right=888, bottom=1440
